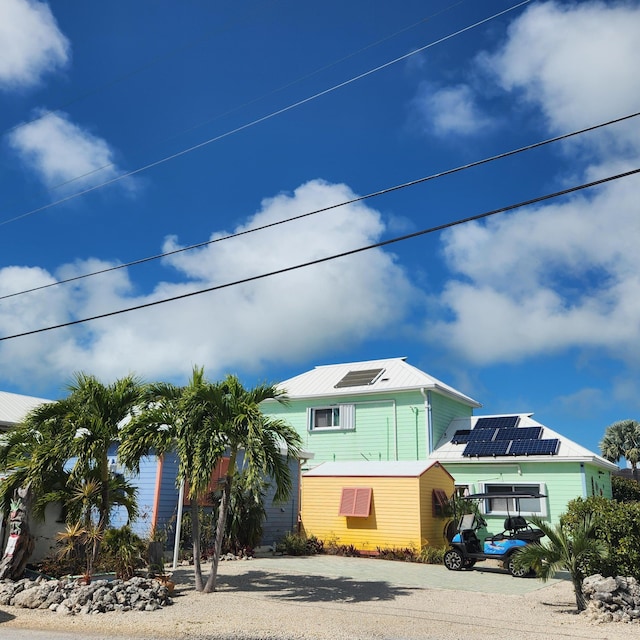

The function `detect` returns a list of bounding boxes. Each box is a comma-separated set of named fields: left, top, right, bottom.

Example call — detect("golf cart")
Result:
left=443, top=491, right=546, bottom=577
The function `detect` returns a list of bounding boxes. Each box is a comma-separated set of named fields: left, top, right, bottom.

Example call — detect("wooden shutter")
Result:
left=432, top=488, right=449, bottom=516
left=339, top=487, right=372, bottom=517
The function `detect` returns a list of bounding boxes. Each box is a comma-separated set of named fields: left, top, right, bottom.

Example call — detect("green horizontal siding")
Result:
left=263, top=390, right=473, bottom=464
left=430, top=394, right=473, bottom=445
left=443, top=460, right=589, bottom=529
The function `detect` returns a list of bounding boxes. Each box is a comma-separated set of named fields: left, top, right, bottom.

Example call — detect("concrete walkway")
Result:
left=175, top=553, right=568, bottom=596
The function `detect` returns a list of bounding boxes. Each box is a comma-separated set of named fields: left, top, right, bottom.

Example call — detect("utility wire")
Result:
left=7, top=0, right=471, bottom=199
left=1, top=165, right=637, bottom=342
left=1, top=0, right=281, bottom=139
left=0, top=0, right=531, bottom=228
left=0, top=109, right=636, bottom=302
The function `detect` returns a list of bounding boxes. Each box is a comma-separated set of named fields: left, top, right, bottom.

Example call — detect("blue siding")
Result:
left=262, top=457, right=300, bottom=546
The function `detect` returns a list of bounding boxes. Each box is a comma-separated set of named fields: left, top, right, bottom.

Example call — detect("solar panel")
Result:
left=509, top=439, right=559, bottom=456
left=467, top=428, right=497, bottom=442
left=334, top=368, right=384, bottom=388
left=474, top=416, right=519, bottom=430
left=463, top=440, right=510, bottom=457
left=451, top=429, right=472, bottom=444
left=494, top=427, right=543, bottom=441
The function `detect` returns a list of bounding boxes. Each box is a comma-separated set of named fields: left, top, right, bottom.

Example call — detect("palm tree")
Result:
left=0, top=372, right=144, bottom=573
left=600, top=419, right=640, bottom=481
left=199, top=375, right=302, bottom=593
left=515, top=515, right=607, bottom=611
left=118, top=367, right=227, bottom=591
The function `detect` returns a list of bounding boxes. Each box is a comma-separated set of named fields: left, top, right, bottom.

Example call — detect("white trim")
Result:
left=308, top=404, right=356, bottom=432
left=478, top=482, right=548, bottom=517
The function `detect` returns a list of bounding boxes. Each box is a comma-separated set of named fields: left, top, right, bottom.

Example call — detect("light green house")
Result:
left=262, top=357, right=617, bottom=534
left=262, top=357, right=481, bottom=464
left=428, top=413, right=617, bottom=530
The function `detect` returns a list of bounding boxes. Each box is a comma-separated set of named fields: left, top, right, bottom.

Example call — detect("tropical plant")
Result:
left=118, top=367, right=227, bottom=591
left=563, top=495, right=640, bottom=580
left=196, top=375, right=302, bottom=593
left=102, top=525, right=146, bottom=579
left=611, top=475, right=640, bottom=502
left=515, top=515, right=607, bottom=611
left=276, top=532, right=323, bottom=556
left=600, top=419, right=640, bottom=481
left=223, top=470, right=267, bottom=553
left=0, top=373, right=143, bottom=576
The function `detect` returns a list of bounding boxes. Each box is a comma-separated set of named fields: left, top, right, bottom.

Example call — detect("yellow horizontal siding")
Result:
left=301, top=476, right=421, bottom=552
left=301, top=466, right=454, bottom=553
left=418, top=464, right=455, bottom=547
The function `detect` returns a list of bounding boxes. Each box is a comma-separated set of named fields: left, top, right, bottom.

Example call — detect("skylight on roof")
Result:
left=334, top=368, right=384, bottom=388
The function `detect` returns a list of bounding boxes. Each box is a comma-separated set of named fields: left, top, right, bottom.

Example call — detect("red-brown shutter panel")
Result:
left=339, top=487, right=372, bottom=517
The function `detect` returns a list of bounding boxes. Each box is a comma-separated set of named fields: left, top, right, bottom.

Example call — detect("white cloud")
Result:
left=426, top=1, right=640, bottom=367
left=0, top=180, right=417, bottom=385
left=8, top=111, right=126, bottom=193
left=484, top=1, right=640, bottom=134
left=0, top=0, right=69, bottom=90
left=412, top=83, right=492, bottom=137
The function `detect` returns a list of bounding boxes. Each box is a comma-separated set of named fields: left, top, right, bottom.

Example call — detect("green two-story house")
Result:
left=262, top=357, right=617, bottom=531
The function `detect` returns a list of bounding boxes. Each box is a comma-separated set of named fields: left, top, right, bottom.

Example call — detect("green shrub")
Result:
left=563, top=496, right=640, bottom=579
left=102, top=526, right=146, bottom=579
left=419, top=545, right=446, bottom=564
left=276, top=532, right=323, bottom=556
left=376, top=546, right=418, bottom=562
left=612, top=475, right=640, bottom=502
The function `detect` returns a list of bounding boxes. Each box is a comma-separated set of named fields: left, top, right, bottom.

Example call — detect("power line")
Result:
left=1, top=165, right=637, bottom=343
left=1, top=0, right=281, bottom=140
left=0, top=109, right=636, bottom=302
left=4, top=0, right=472, bottom=200
left=0, top=0, right=531, bottom=228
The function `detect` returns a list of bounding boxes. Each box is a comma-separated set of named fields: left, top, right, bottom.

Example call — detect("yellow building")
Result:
left=301, top=460, right=454, bottom=553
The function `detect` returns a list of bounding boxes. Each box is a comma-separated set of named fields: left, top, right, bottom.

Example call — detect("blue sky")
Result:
left=1, top=0, right=639, bottom=456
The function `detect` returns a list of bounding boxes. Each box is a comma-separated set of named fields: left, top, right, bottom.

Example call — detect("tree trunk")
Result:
left=573, top=575, right=587, bottom=612
left=204, top=450, right=236, bottom=593
left=0, top=486, right=35, bottom=580
left=191, top=500, right=204, bottom=591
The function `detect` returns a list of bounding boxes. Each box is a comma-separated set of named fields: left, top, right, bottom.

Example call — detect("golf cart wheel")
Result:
left=444, top=549, right=465, bottom=571
left=506, top=551, right=529, bottom=577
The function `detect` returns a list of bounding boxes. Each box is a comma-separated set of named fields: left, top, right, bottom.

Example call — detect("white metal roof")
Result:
left=303, top=460, right=446, bottom=478
left=0, top=390, right=52, bottom=427
left=429, top=413, right=618, bottom=471
left=276, top=357, right=481, bottom=407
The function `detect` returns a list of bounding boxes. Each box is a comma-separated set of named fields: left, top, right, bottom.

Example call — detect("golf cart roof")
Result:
left=463, top=491, right=547, bottom=500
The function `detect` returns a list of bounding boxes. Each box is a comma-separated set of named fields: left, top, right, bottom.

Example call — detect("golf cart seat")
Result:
left=504, top=515, right=545, bottom=541
left=504, top=516, right=528, bottom=532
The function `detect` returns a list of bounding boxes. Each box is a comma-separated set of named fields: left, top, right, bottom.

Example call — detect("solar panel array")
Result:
left=468, top=428, right=497, bottom=442
left=474, top=416, right=519, bottom=430
left=509, top=439, right=559, bottom=456
left=334, top=368, right=384, bottom=388
left=463, top=441, right=511, bottom=457
left=451, top=429, right=472, bottom=444
left=494, top=426, right=543, bottom=441
left=455, top=416, right=560, bottom=458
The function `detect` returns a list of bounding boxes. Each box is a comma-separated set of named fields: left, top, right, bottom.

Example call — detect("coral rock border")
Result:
left=583, top=574, right=640, bottom=624
left=0, top=575, right=173, bottom=615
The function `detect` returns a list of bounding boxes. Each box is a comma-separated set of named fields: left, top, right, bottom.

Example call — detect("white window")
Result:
left=480, top=483, right=547, bottom=517
left=308, top=405, right=355, bottom=431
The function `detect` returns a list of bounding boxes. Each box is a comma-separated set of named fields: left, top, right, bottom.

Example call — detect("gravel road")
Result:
left=0, top=555, right=634, bottom=640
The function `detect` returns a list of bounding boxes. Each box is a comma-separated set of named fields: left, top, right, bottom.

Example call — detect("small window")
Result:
left=339, top=487, right=372, bottom=517
left=482, top=483, right=546, bottom=517
left=308, top=405, right=355, bottom=431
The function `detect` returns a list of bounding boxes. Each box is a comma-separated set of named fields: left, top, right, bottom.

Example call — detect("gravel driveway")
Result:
left=0, top=555, right=633, bottom=640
